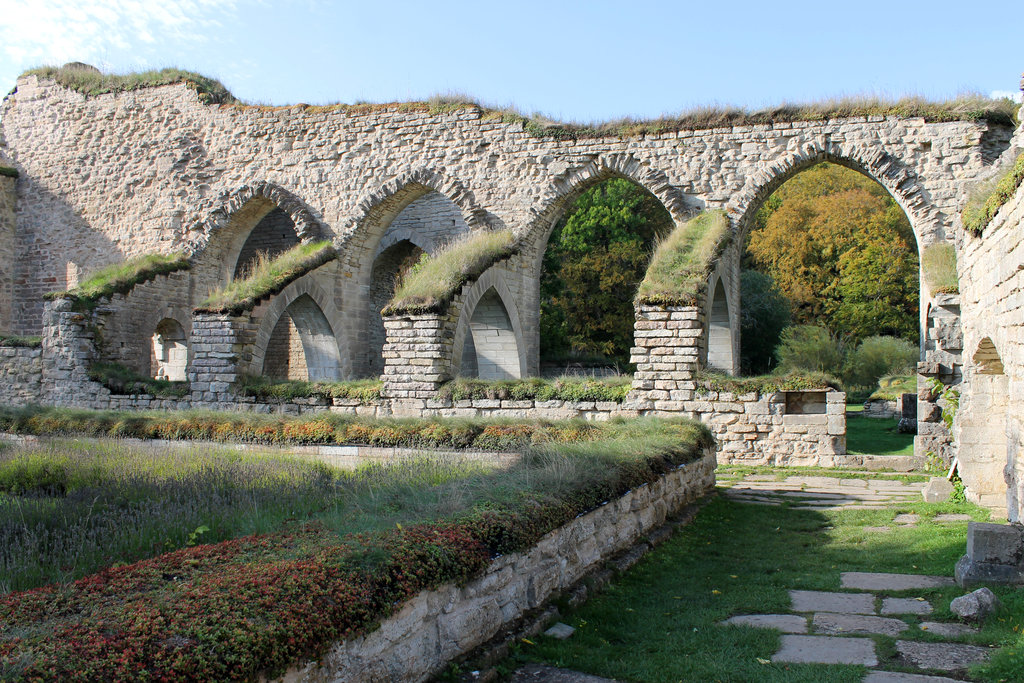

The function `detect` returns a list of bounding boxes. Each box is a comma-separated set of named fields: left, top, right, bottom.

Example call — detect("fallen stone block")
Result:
left=950, top=587, right=1002, bottom=623
left=923, top=477, right=954, bottom=503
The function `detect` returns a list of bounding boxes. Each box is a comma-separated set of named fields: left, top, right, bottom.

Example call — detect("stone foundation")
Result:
left=278, top=449, right=716, bottom=683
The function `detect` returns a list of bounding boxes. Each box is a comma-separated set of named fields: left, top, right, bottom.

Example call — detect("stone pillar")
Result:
left=917, top=293, right=963, bottom=463
left=630, top=304, right=704, bottom=412
left=41, top=298, right=105, bottom=406
left=0, top=175, right=16, bottom=334
left=381, top=311, right=457, bottom=415
left=188, top=313, right=257, bottom=405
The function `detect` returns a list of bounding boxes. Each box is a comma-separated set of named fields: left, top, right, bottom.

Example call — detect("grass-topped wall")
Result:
left=962, top=151, right=1024, bottom=234
left=635, top=211, right=731, bottom=306
left=21, top=64, right=236, bottom=105
left=44, top=253, right=191, bottom=310
left=695, top=369, right=842, bottom=397
left=384, top=230, right=516, bottom=315
left=197, top=241, right=336, bottom=315
left=921, top=243, right=959, bottom=295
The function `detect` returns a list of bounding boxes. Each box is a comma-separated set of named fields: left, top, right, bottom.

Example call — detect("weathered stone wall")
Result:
left=280, top=449, right=716, bottom=683
left=957, top=151, right=1024, bottom=519
left=0, top=345, right=41, bottom=404
left=233, top=207, right=300, bottom=278
left=0, top=175, right=15, bottom=333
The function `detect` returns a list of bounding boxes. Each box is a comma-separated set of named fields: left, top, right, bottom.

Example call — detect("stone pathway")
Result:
left=721, top=571, right=991, bottom=681
left=717, top=472, right=928, bottom=510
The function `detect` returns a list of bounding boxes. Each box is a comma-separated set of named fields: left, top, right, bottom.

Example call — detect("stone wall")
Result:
left=0, top=344, right=41, bottom=404
left=279, top=449, right=716, bottom=683
left=0, top=175, right=15, bottom=333
left=233, top=207, right=300, bottom=278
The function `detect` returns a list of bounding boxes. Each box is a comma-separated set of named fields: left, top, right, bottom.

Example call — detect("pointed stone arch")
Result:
left=453, top=270, right=526, bottom=380
left=973, top=337, right=1004, bottom=375
left=706, top=276, right=736, bottom=375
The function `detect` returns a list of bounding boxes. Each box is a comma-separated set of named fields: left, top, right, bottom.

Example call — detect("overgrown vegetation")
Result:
left=869, top=374, right=917, bottom=401
left=962, top=151, right=1024, bottom=234
left=0, top=335, right=41, bottom=348
left=0, top=166, right=18, bottom=179
left=437, top=376, right=633, bottom=403
left=921, top=243, right=959, bottom=295
left=635, top=211, right=730, bottom=306
left=237, top=375, right=382, bottom=402
left=385, top=230, right=516, bottom=314
left=739, top=270, right=791, bottom=375
left=0, top=418, right=711, bottom=679
left=540, top=179, right=673, bottom=366
left=197, top=241, right=335, bottom=314
left=45, top=253, right=191, bottom=309
left=21, top=64, right=236, bottom=104
left=87, top=361, right=189, bottom=398
left=695, top=369, right=841, bottom=396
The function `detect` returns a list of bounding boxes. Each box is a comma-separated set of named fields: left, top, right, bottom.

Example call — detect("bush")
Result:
left=775, top=325, right=847, bottom=376
left=844, top=335, right=918, bottom=390
left=738, top=270, right=791, bottom=374
left=635, top=211, right=730, bottom=306
left=0, top=334, right=41, bottom=348
left=870, top=374, right=918, bottom=401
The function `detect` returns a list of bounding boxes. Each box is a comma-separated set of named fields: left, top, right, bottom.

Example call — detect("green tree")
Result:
left=739, top=270, right=791, bottom=375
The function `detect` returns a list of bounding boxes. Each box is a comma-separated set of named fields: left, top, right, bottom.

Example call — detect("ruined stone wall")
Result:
left=0, top=176, right=15, bottom=333
left=381, top=190, right=470, bottom=253
left=0, top=345, right=41, bottom=404
left=280, top=450, right=716, bottom=683
left=957, top=162, right=1024, bottom=520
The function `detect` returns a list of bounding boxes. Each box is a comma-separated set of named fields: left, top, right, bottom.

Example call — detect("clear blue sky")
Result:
left=2, top=0, right=1021, bottom=122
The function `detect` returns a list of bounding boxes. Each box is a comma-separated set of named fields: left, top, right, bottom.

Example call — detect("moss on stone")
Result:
left=0, top=166, right=19, bottom=179
left=384, top=230, right=516, bottom=315
left=437, top=376, right=633, bottom=403
left=0, top=335, right=41, bottom=348
left=921, top=243, right=959, bottom=295
left=962, top=151, right=1024, bottom=234
left=22, top=64, right=235, bottom=105
left=635, top=211, right=730, bottom=306
left=197, top=241, right=336, bottom=315
left=45, top=253, right=191, bottom=308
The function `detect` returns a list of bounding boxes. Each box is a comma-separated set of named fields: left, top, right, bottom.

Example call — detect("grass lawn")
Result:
left=846, top=414, right=915, bottom=455
left=517, top=494, right=1024, bottom=682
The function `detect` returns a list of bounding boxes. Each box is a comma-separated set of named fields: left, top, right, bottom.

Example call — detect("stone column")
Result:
left=381, top=311, right=457, bottom=415
left=188, top=313, right=257, bottom=405
left=41, top=298, right=105, bottom=406
left=630, top=304, right=704, bottom=412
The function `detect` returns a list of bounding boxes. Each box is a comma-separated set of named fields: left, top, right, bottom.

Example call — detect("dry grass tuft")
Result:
left=22, top=64, right=235, bottom=104
left=921, top=243, right=959, bottom=295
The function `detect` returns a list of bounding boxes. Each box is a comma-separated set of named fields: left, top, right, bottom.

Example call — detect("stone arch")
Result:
left=191, top=182, right=327, bottom=293
left=151, top=318, right=188, bottom=381
left=232, top=208, right=301, bottom=278
left=973, top=337, right=1004, bottom=375
left=706, top=276, right=735, bottom=374
left=250, top=275, right=347, bottom=380
left=367, top=238, right=428, bottom=377
left=958, top=336, right=1010, bottom=511
left=452, top=270, right=526, bottom=380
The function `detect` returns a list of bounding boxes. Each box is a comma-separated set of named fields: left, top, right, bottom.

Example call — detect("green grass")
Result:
left=870, top=374, right=918, bottom=402
left=0, top=335, right=41, bottom=348
left=237, top=375, right=383, bottom=402
left=385, top=230, right=516, bottom=314
left=519, top=494, right=1020, bottom=682
left=0, top=166, right=18, bottom=179
left=846, top=415, right=915, bottom=455
left=963, top=151, right=1024, bottom=234
left=87, top=361, right=189, bottom=398
left=197, top=241, right=335, bottom=314
left=921, top=243, right=959, bottom=295
left=45, top=252, right=191, bottom=308
left=22, top=64, right=236, bottom=104
left=635, top=211, right=730, bottom=306
left=696, top=369, right=842, bottom=396
left=437, top=375, right=633, bottom=403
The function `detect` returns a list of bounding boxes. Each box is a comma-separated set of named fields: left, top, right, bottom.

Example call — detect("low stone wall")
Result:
left=0, top=345, right=41, bottom=405
left=279, top=449, right=716, bottom=683
left=863, top=398, right=898, bottom=419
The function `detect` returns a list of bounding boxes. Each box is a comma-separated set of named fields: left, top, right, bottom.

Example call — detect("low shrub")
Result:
left=385, top=230, right=516, bottom=315
left=962, top=151, right=1024, bottom=234
left=695, top=369, right=841, bottom=397
left=45, top=253, right=191, bottom=308
left=437, top=376, right=632, bottom=403
left=775, top=325, right=847, bottom=376
left=87, top=362, right=190, bottom=398
left=237, top=375, right=382, bottom=402
left=921, top=243, right=959, bottom=295
left=869, top=374, right=918, bottom=401
left=845, top=335, right=918, bottom=390
left=635, top=211, right=730, bottom=306
left=198, top=241, right=336, bottom=314
left=0, top=335, right=41, bottom=348
left=23, top=64, right=236, bottom=105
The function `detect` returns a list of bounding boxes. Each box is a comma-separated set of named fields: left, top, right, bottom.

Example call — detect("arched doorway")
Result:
left=707, top=278, right=735, bottom=374
left=459, top=288, right=522, bottom=380
left=262, top=294, right=342, bottom=381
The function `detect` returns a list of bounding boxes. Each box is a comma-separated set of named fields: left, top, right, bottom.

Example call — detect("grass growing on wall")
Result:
left=22, top=65, right=236, bottom=104
left=635, top=211, right=731, bottom=306
left=0, top=335, right=41, bottom=348
left=962, top=151, right=1024, bottom=234
left=0, top=418, right=711, bottom=679
left=921, top=243, right=959, bottom=295
left=87, top=361, right=190, bottom=398
left=695, top=369, right=842, bottom=397
left=438, top=375, right=633, bottom=403
left=0, top=166, right=18, bottom=179
left=197, top=241, right=336, bottom=315
left=384, top=230, right=516, bottom=315
left=237, top=375, right=383, bottom=402
left=45, top=252, right=191, bottom=307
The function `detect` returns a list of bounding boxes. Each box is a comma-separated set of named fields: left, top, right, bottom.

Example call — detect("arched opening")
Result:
left=958, top=337, right=1009, bottom=511
left=459, top=288, right=521, bottom=380
left=367, top=239, right=425, bottom=377
left=232, top=207, right=301, bottom=278
left=707, top=279, right=735, bottom=374
left=151, top=318, right=187, bottom=381
left=262, top=294, right=341, bottom=381
left=537, top=176, right=673, bottom=376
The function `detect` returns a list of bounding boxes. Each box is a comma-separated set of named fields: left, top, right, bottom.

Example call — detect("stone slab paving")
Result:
left=841, top=572, right=955, bottom=591
left=863, top=673, right=970, bottom=683
left=933, top=514, right=973, bottom=523
left=773, top=635, right=878, bottom=666
left=813, top=612, right=909, bottom=637
left=719, top=473, right=928, bottom=510
left=894, top=641, right=991, bottom=671
left=721, top=614, right=808, bottom=633
left=509, top=664, right=616, bottom=683
left=882, top=597, right=933, bottom=615
left=919, top=622, right=978, bottom=638
left=790, top=590, right=876, bottom=614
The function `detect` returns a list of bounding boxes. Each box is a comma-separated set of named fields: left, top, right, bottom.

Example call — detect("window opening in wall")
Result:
left=152, top=318, right=187, bottom=381
left=973, top=337, right=1004, bottom=375
left=539, top=177, right=672, bottom=377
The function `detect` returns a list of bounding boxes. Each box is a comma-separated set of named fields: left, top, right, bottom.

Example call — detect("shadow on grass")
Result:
left=846, top=415, right=915, bottom=456
left=519, top=496, right=1022, bottom=682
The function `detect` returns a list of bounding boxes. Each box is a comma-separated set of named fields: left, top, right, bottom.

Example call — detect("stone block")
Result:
left=955, top=522, right=1024, bottom=587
